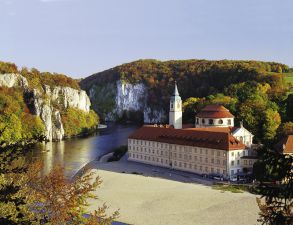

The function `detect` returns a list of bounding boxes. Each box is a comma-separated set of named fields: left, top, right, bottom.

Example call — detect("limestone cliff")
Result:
left=85, top=79, right=166, bottom=123
left=0, top=73, right=91, bottom=141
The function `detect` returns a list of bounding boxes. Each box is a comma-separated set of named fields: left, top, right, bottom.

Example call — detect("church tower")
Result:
left=169, top=82, right=182, bottom=129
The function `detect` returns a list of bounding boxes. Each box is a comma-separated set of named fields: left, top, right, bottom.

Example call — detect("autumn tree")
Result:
left=0, top=142, right=118, bottom=224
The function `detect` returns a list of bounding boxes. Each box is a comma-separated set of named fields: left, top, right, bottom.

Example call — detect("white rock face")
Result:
left=29, top=85, right=91, bottom=141
left=0, top=73, right=92, bottom=141
left=0, top=73, right=28, bottom=88
left=48, top=86, right=90, bottom=112
left=90, top=80, right=166, bottom=123
left=29, top=89, right=65, bottom=141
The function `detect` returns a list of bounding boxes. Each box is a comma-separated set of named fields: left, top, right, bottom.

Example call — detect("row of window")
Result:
left=196, top=118, right=232, bottom=125
left=129, top=153, right=226, bottom=174
left=129, top=144, right=227, bottom=157
left=243, top=159, right=253, bottom=166
left=129, top=153, right=227, bottom=166
left=231, top=160, right=240, bottom=166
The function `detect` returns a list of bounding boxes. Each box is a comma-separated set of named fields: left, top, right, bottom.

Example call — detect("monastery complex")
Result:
left=128, top=83, right=261, bottom=180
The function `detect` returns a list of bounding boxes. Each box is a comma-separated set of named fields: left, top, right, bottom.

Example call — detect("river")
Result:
left=27, top=123, right=138, bottom=177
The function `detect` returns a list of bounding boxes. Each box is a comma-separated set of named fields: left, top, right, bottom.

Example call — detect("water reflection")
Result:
left=28, top=123, right=137, bottom=177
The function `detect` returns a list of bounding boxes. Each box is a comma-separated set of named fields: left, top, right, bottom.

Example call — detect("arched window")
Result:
left=209, top=119, right=214, bottom=125
left=202, top=119, right=205, bottom=124
left=218, top=119, right=223, bottom=124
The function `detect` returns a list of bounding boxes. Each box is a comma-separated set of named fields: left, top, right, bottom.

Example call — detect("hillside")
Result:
left=0, top=61, right=99, bottom=145
left=80, top=59, right=292, bottom=142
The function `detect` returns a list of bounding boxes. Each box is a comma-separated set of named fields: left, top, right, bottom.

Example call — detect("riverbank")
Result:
left=81, top=156, right=260, bottom=225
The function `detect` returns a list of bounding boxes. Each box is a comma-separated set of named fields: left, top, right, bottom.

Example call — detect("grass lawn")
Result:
left=212, top=183, right=249, bottom=193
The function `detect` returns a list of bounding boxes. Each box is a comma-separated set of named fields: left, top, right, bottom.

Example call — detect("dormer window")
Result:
left=228, top=119, right=231, bottom=125
left=196, top=118, right=199, bottom=124
left=219, top=119, right=223, bottom=124
left=209, top=119, right=213, bottom=125
left=202, top=119, right=205, bottom=124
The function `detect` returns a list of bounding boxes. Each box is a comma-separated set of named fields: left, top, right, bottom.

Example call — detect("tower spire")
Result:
left=169, top=81, right=182, bottom=129
left=173, top=81, right=179, bottom=96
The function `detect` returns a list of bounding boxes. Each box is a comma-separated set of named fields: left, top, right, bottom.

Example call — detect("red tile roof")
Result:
left=276, top=135, right=293, bottom=154
left=129, top=126, right=245, bottom=151
left=196, top=105, right=234, bottom=118
left=185, top=127, right=238, bottom=133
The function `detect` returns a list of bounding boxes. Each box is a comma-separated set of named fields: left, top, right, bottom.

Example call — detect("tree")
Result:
left=254, top=147, right=293, bottom=225
left=262, top=109, right=281, bottom=142
left=31, top=166, right=119, bottom=224
left=0, top=143, right=118, bottom=224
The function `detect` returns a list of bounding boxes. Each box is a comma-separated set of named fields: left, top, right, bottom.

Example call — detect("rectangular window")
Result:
left=249, top=160, right=252, bottom=165
left=231, top=152, right=234, bottom=157
left=237, top=160, right=240, bottom=165
left=194, top=165, right=197, bottom=170
left=205, top=158, right=208, bottom=163
left=179, top=162, right=182, bottom=167
left=217, top=151, right=220, bottom=156
left=194, top=156, right=197, bottom=161
left=211, top=158, right=214, bottom=163
left=244, top=160, right=247, bottom=165
left=231, top=161, right=234, bottom=166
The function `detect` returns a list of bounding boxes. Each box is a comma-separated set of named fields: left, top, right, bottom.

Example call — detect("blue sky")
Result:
left=0, top=0, right=292, bottom=78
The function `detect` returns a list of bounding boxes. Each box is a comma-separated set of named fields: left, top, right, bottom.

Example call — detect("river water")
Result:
left=27, top=123, right=138, bottom=177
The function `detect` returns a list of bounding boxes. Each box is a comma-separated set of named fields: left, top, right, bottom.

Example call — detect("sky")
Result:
left=0, top=0, right=292, bottom=78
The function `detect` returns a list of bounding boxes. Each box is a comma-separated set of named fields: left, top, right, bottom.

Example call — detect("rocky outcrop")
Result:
left=44, top=85, right=90, bottom=112
left=87, top=80, right=166, bottom=123
left=0, top=73, right=28, bottom=88
left=0, top=73, right=91, bottom=141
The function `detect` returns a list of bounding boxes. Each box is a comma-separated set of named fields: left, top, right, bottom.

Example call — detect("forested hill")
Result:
left=0, top=61, right=99, bottom=146
left=80, top=59, right=292, bottom=143
left=81, top=59, right=288, bottom=98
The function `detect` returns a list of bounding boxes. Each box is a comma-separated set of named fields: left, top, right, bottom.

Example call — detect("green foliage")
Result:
left=0, top=61, right=80, bottom=90
left=212, top=183, right=246, bottom=193
left=90, top=83, right=117, bottom=119
left=0, top=61, right=18, bottom=74
left=61, top=108, right=99, bottom=137
left=0, top=87, right=45, bottom=145
left=254, top=147, right=293, bottom=225
left=0, top=144, right=118, bottom=225
left=182, top=97, right=199, bottom=123
left=81, top=59, right=290, bottom=127
left=20, top=67, right=80, bottom=90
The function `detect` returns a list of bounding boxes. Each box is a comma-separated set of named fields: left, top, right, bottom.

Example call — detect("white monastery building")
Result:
left=128, top=83, right=255, bottom=180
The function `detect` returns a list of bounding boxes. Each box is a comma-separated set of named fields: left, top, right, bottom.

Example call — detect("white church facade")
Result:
left=128, top=83, right=255, bottom=180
